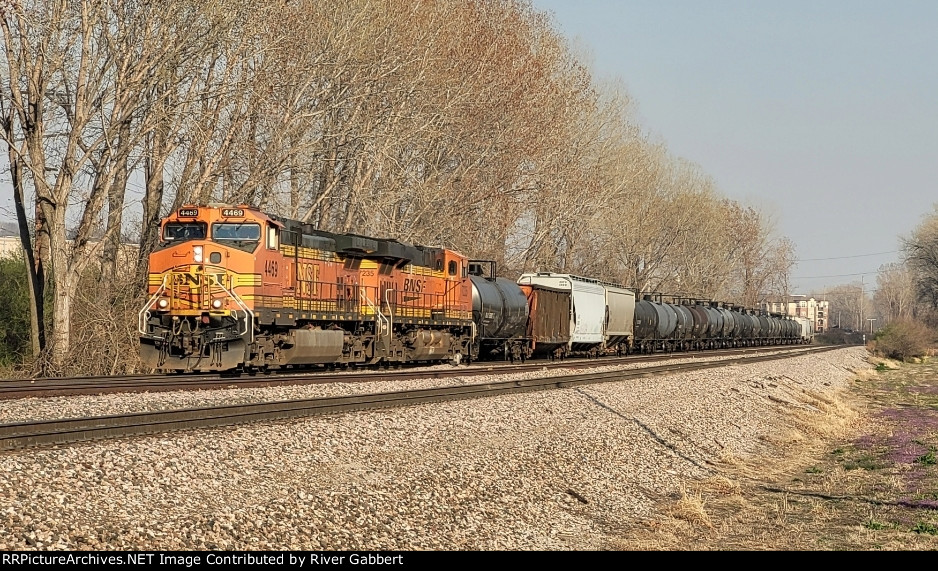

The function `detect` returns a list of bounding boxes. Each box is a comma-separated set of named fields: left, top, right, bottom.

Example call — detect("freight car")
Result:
left=139, top=204, right=808, bottom=373
left=793, top=316, right=816, bottom=343
left=489, top=273, right=805, bottom=358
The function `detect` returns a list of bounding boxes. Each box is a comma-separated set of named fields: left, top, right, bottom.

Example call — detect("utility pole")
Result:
left=867, top=318, right=877, bottom=334
left=858, top=275, right=864, bottom=332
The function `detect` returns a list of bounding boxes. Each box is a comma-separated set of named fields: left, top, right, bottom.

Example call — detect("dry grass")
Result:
left=611, top=355, right=938, bottom=550
left=668, top=482, right=714, bottom=529
left=701, top=475, right=741, bottom=496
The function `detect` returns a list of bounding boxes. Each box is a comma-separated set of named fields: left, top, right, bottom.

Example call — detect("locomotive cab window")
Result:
left=211, top=222, right=261, bottom=253
left=266, top=225, right=279, bottom=250
left=448, top=260, right=457, bottom=276
left=161, top=222, right=206, bottom=244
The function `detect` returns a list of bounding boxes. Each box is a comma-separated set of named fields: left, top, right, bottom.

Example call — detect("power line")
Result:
left=795, top=250, right=899, bottom=262
left=793, top=269, right=887, bottom=280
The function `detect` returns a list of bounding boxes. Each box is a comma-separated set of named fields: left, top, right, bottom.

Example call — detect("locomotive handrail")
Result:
left=138, top=275, right=169, bottom=335
left=210, top=273, right=254, bottom=343
left=384, top=288, right=394, bottom=334
left=360, top=289, right=389, bottom=333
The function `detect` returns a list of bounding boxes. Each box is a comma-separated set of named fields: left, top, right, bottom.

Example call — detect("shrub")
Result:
left=870, top=319, right=935, bottom=361
left=0, top=254, right=32, bottom=367
left=64, top=264, right=147, bottom=376
left=816, top=328, right=866, bottom=345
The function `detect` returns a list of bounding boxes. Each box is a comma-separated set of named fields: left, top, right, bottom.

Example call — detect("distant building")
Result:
left=762, top=295, right=829, bottom=333
left=0, top=236, right=21, bottom=259
left=0, top=236, right=140, bottom=267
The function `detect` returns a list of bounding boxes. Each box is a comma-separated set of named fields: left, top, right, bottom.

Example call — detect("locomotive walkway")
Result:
left=0, top=346, right=838, bottom=451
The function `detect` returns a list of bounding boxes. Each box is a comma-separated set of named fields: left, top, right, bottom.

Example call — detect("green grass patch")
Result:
left=911, top=522, right=938, bottom=535
left=843, top=455, right=887, bottom=471
left=915, top=450, right=936, bottom=466
left=865, top=519, right=895, bottom=531
left=876, top=363, right=890, bottom=372
left=805, top=466, right=823, bottom=474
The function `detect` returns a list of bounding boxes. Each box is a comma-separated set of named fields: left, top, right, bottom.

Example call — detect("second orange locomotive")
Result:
left=139, top=204, right=474, bottom=372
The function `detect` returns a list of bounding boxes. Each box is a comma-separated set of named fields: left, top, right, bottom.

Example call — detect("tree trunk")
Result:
left=45, top=206, right=72, bottom=373
left=102, top=123, right=131, bottom=282
left=8, top=146, right=45, bottom=356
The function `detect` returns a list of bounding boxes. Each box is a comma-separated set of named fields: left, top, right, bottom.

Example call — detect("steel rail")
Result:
left=0, top=345, right=819, bottom=400
left=0, top=346, right=839, bottom=452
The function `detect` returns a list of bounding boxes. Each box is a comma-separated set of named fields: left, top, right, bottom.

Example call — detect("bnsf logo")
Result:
left=297, top=262, right=320, bottom=297
left=403, top=278, right=425, bottom=293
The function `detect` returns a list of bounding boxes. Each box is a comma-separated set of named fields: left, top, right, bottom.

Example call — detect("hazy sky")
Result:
left=530, top=0, right=937, bottom=295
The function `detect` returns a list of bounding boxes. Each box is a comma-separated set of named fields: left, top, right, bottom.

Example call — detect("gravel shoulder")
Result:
left=0, top=346, right=870, bottom=550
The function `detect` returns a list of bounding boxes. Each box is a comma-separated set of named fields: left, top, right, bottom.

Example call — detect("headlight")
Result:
left=212, top=299, right=223, bottom=309
left=193, top=245, right=203, bottom=263
left=157, top=298, right=169, bottom=309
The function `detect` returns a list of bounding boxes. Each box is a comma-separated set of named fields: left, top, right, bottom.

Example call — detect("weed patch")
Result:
left=865, top=519, right=895, bottom=531
left=843, top=455, right=887, bottom=471
left=915, top=450, right=937, bottom=466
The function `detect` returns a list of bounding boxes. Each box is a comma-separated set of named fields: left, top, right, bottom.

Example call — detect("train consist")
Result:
left=139, top=204, right=812, bottom=372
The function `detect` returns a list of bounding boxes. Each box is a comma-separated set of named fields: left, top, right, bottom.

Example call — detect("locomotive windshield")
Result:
left=211, top=222, right=261, bottom=252
left=162, top=222, right=207, bottom=243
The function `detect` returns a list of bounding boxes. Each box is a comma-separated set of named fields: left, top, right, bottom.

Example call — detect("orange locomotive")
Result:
left=139, top=204, right=475, bottom=372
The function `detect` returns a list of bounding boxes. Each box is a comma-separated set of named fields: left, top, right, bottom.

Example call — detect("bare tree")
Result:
left=0, top=0, right=803, bottom=374
left=823, top=283, right=871, bottom=331
left=720, top=201, right=794, bottom=307
left=0, top=0, right=268, bottom=371
left=874, top=263, right=919, bottom=325
left=903, top=205, right=938, bottom=310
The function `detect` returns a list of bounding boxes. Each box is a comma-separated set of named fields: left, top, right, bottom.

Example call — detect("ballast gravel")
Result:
left=0, top=347, right=870, bottom=550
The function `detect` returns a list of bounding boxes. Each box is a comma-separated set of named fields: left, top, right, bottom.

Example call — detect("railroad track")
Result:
left=0, top=345, right=818, bottom=400
left=0, top=345, right=839, bottom=452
